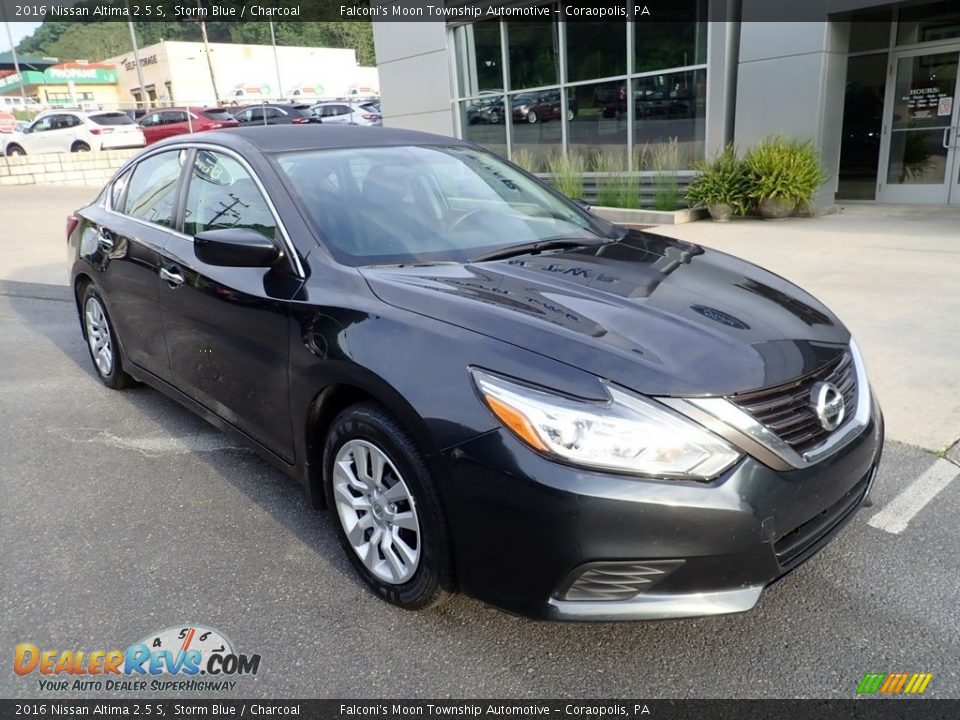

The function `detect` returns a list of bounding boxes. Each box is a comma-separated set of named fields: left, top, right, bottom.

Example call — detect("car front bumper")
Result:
left=437, top=399, right=884, bottom=621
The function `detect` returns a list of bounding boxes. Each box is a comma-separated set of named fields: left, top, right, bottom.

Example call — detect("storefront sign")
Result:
left=905, top=86, right=948, bottom=121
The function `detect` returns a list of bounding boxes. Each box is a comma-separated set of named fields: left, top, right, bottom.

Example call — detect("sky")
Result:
left=1, top=22, right=42, bottom=54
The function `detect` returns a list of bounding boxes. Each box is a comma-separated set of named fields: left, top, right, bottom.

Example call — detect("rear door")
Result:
left=157, top=148, right=301, bottom=461
left=78, top=149, right=189, bottom=378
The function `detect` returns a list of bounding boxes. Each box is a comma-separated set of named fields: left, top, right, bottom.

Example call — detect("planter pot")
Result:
left=707, top=203, right=734, bottom=222
left=758, top=197, right=795, bottom=219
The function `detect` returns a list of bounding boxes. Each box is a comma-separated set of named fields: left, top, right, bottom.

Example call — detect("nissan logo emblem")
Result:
left=811, top=381, right=845, bottom=432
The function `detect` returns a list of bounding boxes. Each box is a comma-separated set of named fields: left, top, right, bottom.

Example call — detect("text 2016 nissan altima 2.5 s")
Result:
left=69, top=126, right=883, bottom=621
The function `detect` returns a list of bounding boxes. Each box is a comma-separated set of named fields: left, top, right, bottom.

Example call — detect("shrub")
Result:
left=510, top=147, right=538, bottom=173
left=685, top=145, right=751, bottom=215
left=742, top=136, right=826, bottom=208
left=545, top=152, right=586, bottom=199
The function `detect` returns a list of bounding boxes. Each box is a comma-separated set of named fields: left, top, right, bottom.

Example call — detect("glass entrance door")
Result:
left=878, top=46, right=960, bottom=204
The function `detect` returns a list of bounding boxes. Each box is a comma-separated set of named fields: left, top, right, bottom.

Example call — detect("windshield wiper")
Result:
left=469, top=238, right=606, bottom=263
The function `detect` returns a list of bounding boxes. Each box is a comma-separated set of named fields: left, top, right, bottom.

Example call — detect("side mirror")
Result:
left=572, top=198, right=591, bottom=212
left=194, top=228, right=281, bottom=268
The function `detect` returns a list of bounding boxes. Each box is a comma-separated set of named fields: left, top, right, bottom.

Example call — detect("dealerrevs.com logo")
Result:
left=15, top=625, right=261, bottom=693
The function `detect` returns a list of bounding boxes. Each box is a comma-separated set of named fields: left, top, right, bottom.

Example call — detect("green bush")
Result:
left=685, top=145, right=751, bottom=215
left=742, top=136, right=826, bottom=208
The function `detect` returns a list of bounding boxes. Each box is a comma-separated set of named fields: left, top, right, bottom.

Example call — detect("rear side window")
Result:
left=183, top=150, right=276, bottom=240
left=90, top=112, right=136, bottom=126
left=124, top=151, right=186, bottom=228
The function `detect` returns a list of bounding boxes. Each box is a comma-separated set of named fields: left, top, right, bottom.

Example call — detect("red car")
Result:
left=138, top=107, right=239, bottom=145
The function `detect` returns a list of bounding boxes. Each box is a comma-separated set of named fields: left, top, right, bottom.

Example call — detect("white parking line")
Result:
left=868, top=459, right=960, bottom=535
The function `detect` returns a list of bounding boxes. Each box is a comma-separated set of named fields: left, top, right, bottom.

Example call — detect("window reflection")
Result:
left=634, top=0, right=707, bottom=72
left=565, top=21, right=626, bottom=82
left=507, top=12, right=560, bottom=90
left=633, top=69, right=706, bottom=168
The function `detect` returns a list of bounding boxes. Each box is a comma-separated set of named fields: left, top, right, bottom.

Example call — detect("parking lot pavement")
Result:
left=2, top=281, right=959, bottom=699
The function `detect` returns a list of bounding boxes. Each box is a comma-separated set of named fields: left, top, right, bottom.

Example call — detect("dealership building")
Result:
left=372, top=0, right=960, bottom=206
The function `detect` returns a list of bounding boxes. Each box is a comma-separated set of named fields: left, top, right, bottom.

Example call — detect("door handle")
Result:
left=944, top=126, right=960, bottom=149
left=97, top=228, right=115, bottom=251
left=160, top=265, right=185, bottom=287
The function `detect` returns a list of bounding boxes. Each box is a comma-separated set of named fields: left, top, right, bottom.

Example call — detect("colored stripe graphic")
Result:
left=859, top=672, right=933, bottom=695
left=857, top=673, right=886, bottom=694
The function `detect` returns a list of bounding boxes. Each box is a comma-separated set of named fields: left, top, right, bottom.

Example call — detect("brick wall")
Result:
left=0, top=149, right=139, bottom=187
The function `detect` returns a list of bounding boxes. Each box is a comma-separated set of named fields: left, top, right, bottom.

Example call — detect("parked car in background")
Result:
left=0, top=96, right=46, bottom=113
left=67, top=125, right=882, bottom=621
left=231, top=104, right=319, bottom=126
left=4, top=109, right=145, bottom=155
left=310, top=101, right=382, bottom=126
left=139, top=107, right=239, bottom=145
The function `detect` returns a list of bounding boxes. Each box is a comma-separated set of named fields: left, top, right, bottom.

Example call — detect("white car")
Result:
left=3, top=110, right=146, bottom=156
left=309, top=101, right=382, bottom=127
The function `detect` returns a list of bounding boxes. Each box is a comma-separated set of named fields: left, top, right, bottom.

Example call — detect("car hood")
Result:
left=359, top=231, right=850, bottom=397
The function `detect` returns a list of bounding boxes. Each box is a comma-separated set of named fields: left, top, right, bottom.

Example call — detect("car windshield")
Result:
left=274, top=145, right=603, bottom=266
left=90, top=112, right=136, bottom=126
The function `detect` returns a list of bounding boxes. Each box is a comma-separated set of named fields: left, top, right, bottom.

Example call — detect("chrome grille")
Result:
left=729, top=352, right=858, bottom=454
left=557, top=560, right=682, bottom=602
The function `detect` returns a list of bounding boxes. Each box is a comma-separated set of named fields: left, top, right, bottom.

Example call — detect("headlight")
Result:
left=470, top=369, right=741, bottom=480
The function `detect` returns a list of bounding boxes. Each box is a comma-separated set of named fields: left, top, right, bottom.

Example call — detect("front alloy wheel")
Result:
left=333, top=439, right=421, bottom=584
left=324, top=402, right=453, bottom=610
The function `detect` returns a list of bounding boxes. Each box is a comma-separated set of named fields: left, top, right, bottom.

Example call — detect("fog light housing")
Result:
left=555, top=560, right=684, bottom=601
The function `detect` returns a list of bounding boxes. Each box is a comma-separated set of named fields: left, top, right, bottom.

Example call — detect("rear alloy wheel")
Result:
left=324, top=402, right=453, bottom=610
left=72, top=142, right=91, bottom=152
left=527, top=111, right=538, bottom=124
left=80, top=284, right=135, bottom=389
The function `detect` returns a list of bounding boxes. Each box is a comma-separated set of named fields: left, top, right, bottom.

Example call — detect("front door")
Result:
left=158, top=149, right=301, bottom=462
left=878, top=45, right=960, bottom=204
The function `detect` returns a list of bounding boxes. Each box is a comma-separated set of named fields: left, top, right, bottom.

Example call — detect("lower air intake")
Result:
left=556, top=560, right=683, bottom=601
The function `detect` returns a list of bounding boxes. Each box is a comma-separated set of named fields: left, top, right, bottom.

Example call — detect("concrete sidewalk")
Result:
left=656, top=205, right=960, bottom=452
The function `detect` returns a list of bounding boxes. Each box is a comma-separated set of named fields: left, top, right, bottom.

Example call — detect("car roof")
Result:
left=149, top=125, right=471, bottom=153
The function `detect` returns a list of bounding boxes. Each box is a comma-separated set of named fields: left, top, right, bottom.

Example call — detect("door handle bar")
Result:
left=160, top=266, right=185, bottom=287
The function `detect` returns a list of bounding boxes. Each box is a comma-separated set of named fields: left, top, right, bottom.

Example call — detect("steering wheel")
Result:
left=449, top=209, right=502, bottom=232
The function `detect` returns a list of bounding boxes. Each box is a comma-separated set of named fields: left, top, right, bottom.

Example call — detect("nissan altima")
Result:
left=68, top=126, right=883, bottom=620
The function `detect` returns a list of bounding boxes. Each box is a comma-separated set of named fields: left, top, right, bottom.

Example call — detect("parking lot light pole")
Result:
left=269, top=21, right=283, bottom=102
left=1, top=10, right=30, bottom=109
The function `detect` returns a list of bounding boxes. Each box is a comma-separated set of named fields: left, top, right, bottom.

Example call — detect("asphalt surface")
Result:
left=1, top=280, right=958, bottom=700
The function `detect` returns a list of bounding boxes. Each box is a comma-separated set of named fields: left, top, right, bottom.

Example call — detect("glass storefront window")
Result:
left=633, top=69, right=706, bottom=168
left=454, top=21, right=503, bottom=98
left=635, top=0, right=707, bottom=72
left=508, top=90, right=563, bottom=171
left=896, top=1, right=960, bottom=45
left=837, top=54, right=887, bottom=200
left=460, top=98, right=507, bottom=160
left=568, top=80, right=628, bottom=165
left=565, top=21, right=627, bottom=82
left=507, top=11, right=560, bottom=90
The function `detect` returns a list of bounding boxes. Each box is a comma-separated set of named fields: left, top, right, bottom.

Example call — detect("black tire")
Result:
left=79, top=283, right=136, bottom=390
left=323, top=402, right=453, bottom=610
left=71, top=142, right=91, bottom=152
left=6, top=144, right=25, bottom=156
left=527, top=110, right=538, bottom=124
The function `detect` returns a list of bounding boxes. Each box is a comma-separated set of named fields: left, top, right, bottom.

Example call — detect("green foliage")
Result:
left=510, top=148, right=538, bottom=173
left=651, top=137, right=682, bottom=211
left=741, top=136, right=826, bottom=207
left=685, top=145, right=751, bottom=215
left=545, top=152, right=585, bottom=199
left=591, top=152, right=625, bottom=207
left=16, top=19, right=376, bottom=66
